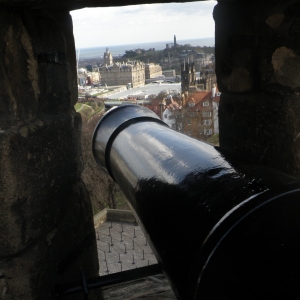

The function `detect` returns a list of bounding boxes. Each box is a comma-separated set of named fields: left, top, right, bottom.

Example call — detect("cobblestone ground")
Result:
left=96, top=221, right=157, bottom=275
left=96, top=220, right=177, bottom=299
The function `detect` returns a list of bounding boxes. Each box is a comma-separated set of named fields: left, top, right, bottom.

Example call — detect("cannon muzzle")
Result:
left=93, top=104, right=300, bottom=299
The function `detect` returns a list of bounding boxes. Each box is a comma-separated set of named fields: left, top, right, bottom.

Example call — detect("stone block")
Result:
left=219, top=93, right=300, bottom=175
left=214, top=1, right=260, bottom=93
left=0, top=8, right=101, bottom=299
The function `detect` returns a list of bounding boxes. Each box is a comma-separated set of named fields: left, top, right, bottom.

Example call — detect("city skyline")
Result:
left=70, top=1, right=217, bottom=48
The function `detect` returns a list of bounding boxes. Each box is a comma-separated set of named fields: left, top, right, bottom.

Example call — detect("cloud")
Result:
left=70, top=1, right=217, bottom=48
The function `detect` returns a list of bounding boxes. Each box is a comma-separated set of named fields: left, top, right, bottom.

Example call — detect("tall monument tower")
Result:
left=174, top=35, right=177, bottom=48
left=104, top=47, right=113, bottom=65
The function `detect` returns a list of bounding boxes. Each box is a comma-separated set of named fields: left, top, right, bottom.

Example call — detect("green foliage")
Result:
left=75, top=101, right=104, bottom=120
left=115, top=190, right=130, bottom=210
left=74, top=103, right=82, bottom=110
left=207, top=134, right=219, bottom=146
left=116, top=49, right=166, bottom=64
left=84, top=102, right=94, bottom=107
left=75, top=103, right=94, bottom=119
left=115, top=45, right=215, bottom=73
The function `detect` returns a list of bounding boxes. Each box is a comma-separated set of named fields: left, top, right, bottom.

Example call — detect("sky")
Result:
left=70, top=1, right=217, bottom=48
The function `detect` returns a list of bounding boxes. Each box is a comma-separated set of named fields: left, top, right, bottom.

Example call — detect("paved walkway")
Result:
left=96, top=218, right=176, bottom=299
left=96, top=221, right=157, bottom=276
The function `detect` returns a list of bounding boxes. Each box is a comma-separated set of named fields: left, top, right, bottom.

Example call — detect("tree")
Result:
left=157, top=90, right=169, bottom=100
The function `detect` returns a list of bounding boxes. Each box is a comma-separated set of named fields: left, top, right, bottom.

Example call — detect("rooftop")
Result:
left=108, top=82, right=181, bottom=100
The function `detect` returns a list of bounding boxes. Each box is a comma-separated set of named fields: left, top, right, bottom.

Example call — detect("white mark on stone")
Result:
left=46, top=229, right=57, bottom=245
left=266, top=13, right=285, bottom=29
left=272, top=47, right=300, bottom=88
left=20, top=126, right=28, bottom=138
left=293, top=133, right=300, bottom=142
left=272, top=47, right=296, bottom=75
left=34, top=119, right=44, bottom=127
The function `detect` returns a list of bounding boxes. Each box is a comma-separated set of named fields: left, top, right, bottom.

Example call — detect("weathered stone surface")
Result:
left=215, top=0, right=300, bottom=94
left=214, top=1, right=259, bottom=93
left=0, top=8, right=101, bottom=300
left=215, top=0, right=300, bottom=174
left=0, top=9, right=77, bottom=129
left=265, top=13, right=285, bottom=29
left=102, top=275, right=176, bottom=299
left=219, top=93, right=300, bottom=175
left=0, top=113, right=82, bottom=256
left=0, top=179, right=99, bottom=299
left=259, top=1, right=300, bottom=93
left=271, top=46, right=300, bottom=89
left=2, top=0, right=300, bottom=298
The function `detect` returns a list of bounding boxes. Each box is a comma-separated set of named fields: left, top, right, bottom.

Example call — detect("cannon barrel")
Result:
left=93, top=104, right=300, bottom=299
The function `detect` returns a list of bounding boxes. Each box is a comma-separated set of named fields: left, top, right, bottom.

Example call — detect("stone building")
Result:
left=100, top=49, right=161, bottom=87
left=99, top=49, right=145, bottom=88
left=87, top=71, right=100, bottom=85
left=181, top=91, right=220, bottom=140
left=2, top=1, right=300, bottom=300
left=181, top=60, right=216, bottom=94
left=162, top=90, right=220, bottom=141
left=145, top=63, right=162, bottom=79
left=162, top=69, right=176, bottom=77
left=100, top=60, right=145, bottom=88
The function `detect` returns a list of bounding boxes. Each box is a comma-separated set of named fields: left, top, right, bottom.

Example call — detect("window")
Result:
left=187, top=119, right=191, bottom=125
left=203, top=101, right=209, bottom=107
left=204, top=119, right=212, bottom=126
left=164, top=114, right=167, bottom=119
left=204, top=129, right=212, bottom=135
left=189, top=112, right=195, bottom=117
left=189, top=102, right=195, bottom=107
left=202, top=111, right=211, bottom=117
left=187, top=130, right=191, bottom=135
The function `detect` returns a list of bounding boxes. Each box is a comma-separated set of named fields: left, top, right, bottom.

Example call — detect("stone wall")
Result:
left=2, top=0, right=300, bottom=298
left=0, top=9, right=101, bottom=299
left=215, top=0, right=300, bottom=176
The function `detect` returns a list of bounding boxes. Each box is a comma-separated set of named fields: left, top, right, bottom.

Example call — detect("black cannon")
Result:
left=92, top=104, right=300, bottom=299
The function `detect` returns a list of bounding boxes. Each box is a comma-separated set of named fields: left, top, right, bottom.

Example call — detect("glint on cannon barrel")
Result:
left=93, top=104, right=300, bottom=300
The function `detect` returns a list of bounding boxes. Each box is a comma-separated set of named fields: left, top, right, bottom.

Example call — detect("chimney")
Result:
left=212, top=84, right=216, bottom=98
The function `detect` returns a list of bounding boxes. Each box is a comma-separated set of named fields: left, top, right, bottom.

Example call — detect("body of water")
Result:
left=77, top=37, right=214, bottom=60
